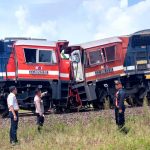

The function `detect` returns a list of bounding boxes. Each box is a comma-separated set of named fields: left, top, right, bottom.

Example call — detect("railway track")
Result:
left=0, top=106, right=147, bottom=129
left=0, top=104, right=135, bottom=119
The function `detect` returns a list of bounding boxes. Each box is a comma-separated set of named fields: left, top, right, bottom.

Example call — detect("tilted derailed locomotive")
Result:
left=68, top=29, right=150, bottom=108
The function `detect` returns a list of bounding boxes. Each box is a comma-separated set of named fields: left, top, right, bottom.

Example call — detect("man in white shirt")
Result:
left=7, top=86, right=19, bottom=145
left=34, top=88, right=47, bottom=132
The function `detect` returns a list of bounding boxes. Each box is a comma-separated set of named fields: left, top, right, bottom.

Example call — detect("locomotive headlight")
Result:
left=136, top=60, right=147, bottom=65
left=145, top=74, right=150, bottom=79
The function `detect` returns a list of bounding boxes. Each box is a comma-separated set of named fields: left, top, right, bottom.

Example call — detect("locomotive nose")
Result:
left=125, top=34, right=150, bottom=74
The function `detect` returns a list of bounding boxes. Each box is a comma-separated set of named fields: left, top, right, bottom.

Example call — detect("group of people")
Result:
left=7, top=86, right=46, bottom=145
left=6, top=80, right=126, bottom=145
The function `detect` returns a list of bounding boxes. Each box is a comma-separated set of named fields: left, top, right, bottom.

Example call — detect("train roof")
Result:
left=4, top=37, right=47, bottom=41
left=132, top=29, right=150, bottom=35
left=73, top=37, right=122, bottom=49
left=15, top=40, right=57, bottom=47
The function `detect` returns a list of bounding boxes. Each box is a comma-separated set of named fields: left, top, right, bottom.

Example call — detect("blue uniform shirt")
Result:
left=115, top=88, right=126, bottom=109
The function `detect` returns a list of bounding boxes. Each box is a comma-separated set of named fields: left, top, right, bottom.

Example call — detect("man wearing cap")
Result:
left=114, top=80, right=126, bottom=130
left=7, top=86, right=19, bottom=145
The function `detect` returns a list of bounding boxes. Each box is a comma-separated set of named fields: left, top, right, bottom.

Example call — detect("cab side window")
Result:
left=105, top=46, right=115, bottom=61
left=24, top=48, right=57, bottom=64
left=24, top=48, right=36, bottom=63
left=39, top=50, right=52, bottom=63
left=39, top=50, right=57, bottom=63
left=89, top=50, right=103, bottom=65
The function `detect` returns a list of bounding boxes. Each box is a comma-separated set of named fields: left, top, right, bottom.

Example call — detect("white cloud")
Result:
left=15, top=6, right=28, bottom=30
left=120, top=0, right=128, bottom=9
left=12, top=0, right=150, bottom=44
left=15, top=5, right=58, bottom=39
left=25, top=20, right=58, bottom=39
left=82, top=0, right=118, bottom=17
left=81, top=0, right=150, bottom=40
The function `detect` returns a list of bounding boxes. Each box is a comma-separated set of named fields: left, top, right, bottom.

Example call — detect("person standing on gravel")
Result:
left=114, top=80, right=126, bottom=130
left=7, top=86, right=19, bottom=145
left=34, top=88, right=47, bottom=132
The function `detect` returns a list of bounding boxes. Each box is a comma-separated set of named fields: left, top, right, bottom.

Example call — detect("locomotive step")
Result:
left=78, top=91, right=86, bottom=95
left=81, top=98, right=88, bottom=102
left=61, top=97, right=68, bottom=99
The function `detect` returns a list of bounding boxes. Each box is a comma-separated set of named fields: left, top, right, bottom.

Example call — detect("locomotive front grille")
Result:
left=137, top=64, right=147, bottom=70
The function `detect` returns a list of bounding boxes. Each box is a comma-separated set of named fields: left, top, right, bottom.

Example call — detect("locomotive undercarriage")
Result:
left=1, top=75, right=149, bottom=115
left=123, top=74, right=150, bottom=106
left=62, top=72, right=150, bottom=111
left=0, top=79, right=75, bottom=115
left=0, top=80, right=55, bottom=116
left=94, top=74, right=150, bottom=108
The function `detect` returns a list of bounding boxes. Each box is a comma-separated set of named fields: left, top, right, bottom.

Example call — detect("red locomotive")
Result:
left=68, top=29, right=150, bottom=109
left=0, top=38, right=71, bottom=114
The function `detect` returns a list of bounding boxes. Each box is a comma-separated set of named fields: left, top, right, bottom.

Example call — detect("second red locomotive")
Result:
left=67, top=29, right=150, bottom=109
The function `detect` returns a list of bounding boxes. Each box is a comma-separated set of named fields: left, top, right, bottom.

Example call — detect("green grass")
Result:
left=1, top=108, right=150, bottom=150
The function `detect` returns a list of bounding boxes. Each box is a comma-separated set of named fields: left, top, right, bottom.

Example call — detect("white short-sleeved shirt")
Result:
left=34, top=95, right=44, bottom=115
left=7, top=93, right=19, bottom=111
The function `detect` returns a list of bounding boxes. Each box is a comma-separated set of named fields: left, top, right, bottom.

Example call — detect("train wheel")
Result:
left=95, top=88, right=108, bottom=109
left=131, top=95, right=143, bottom=106
left=134, top=88, right=147, bottom=106
left=92, top=100, right=104, bottom=110
left=125, top=96, right=134, bottom=107
left=67, top=96, right=81, bottom=112
left=53, top=106, right=63, bottom=114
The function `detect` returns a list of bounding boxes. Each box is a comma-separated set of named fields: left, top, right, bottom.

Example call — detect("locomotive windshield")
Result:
left=131, top=35, right=150, bottom=47
left=124, top=33, right=150, bottom=72
left=24, top=48, right=57, bottom=64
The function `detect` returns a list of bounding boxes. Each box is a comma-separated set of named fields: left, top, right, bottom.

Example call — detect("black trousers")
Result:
left=115, top=107, right=125, bottom=128
left=36, top=113, right=44, bottom=126
left=9, top=111, right=19, bottom=143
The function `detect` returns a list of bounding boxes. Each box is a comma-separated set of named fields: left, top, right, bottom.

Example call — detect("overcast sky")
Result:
left=0, top=0, right=149, bottom=44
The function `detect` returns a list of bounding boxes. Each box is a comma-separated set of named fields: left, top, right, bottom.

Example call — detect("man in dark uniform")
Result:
left=114, top=80, right=126, bottom=130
